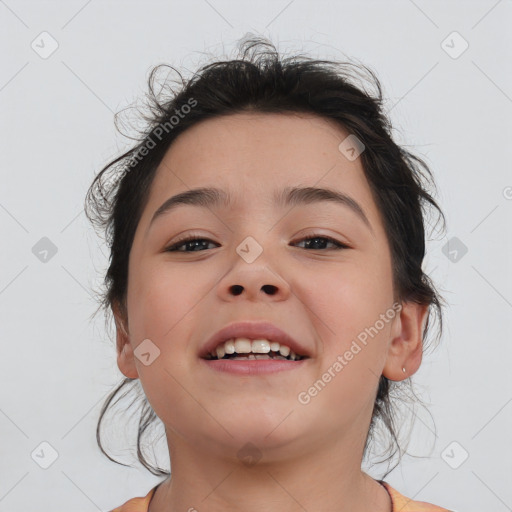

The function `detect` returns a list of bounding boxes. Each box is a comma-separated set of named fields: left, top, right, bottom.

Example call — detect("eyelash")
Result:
left=165, top=234, right=350, bottom=252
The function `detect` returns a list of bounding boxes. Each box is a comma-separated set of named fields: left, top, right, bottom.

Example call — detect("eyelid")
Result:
left=165, top=231, right=216, bottom=250
left=293, top=235, right=350, bottom=250
left=293, top=229, right=352, bottom=248
left=164, top=231, right=352, bottom=252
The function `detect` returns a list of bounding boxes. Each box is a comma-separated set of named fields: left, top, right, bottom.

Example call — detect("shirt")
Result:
left=109, top=480, right=452, bottom=511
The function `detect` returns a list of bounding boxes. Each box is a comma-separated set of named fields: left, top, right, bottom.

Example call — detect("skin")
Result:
left=114, top=112, right=428, bottom=512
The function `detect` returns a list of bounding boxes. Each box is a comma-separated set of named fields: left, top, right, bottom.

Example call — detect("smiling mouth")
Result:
left=202, top=338, right=308, bottom=361
left=204, top=351, right=306, bottom=361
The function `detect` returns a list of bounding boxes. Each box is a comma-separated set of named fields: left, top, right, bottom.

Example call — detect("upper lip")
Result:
left=199, top=321, right=311, bottom=359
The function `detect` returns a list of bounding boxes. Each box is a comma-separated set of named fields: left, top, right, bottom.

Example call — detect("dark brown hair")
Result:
left=85, top=35, right=447, bottom=478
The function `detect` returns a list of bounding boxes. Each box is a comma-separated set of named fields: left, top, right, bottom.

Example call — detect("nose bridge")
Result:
left=227, top=206, right=282, bottom=263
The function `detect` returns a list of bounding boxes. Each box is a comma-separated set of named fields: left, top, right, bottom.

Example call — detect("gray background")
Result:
left=1, top=1, right=511, bottom=510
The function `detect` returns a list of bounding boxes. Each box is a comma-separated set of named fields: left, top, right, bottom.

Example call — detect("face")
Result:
left=115, top=112, right=426, bottom=461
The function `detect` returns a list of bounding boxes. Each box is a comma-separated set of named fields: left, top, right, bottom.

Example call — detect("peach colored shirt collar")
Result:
left=110, top=480, right=452, bottom=512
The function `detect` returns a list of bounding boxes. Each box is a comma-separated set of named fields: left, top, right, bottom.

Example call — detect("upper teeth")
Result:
left=212, top=338, right=300, bottom=360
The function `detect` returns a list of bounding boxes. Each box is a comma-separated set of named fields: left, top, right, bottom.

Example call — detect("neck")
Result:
left=148, top=434, right=392, bottom=512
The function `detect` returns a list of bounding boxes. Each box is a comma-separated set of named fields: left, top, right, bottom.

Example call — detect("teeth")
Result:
left=278, top=345, right=290, bottom=357
left=215, top=345, right=225, bottom=359
left=234, top=338, right=252, bottom=354
left=231, top=354, right=289, bottom=361
left=209, top=337, right=303, bottom=360
left=251, top=339, right=271, bottom=353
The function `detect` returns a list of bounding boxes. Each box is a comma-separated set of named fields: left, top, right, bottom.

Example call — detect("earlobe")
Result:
left=118, top=343, right=139, bottom=379
left=112, top=301, right=139, bottom=379
left=382, top=301, right=429, bottom=381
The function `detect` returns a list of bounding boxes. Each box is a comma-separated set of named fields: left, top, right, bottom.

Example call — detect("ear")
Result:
left=112, top=300, right=139, bottom=379
left=382, top=301, right=429, bottom=381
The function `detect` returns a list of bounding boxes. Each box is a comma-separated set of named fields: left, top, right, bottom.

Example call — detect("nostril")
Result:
left=230, top=284, right=244, bottom=295
left=262, top=284, right=278, bottom=294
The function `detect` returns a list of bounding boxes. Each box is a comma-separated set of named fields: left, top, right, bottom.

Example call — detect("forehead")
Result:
left=139, top=112, right=384, bottom=234
left=155, top=112, right=350, bottom=185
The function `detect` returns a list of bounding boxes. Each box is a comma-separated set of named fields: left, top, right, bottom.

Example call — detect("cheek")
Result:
left=126, top=261, right=207, bottom=426
left=306, top=252, right=394, bottom=341
left=302, top=265, right=394, bottom=423
left=127, top=260, right=205, bottom=342
left=305, top=254, right=395, bottom=406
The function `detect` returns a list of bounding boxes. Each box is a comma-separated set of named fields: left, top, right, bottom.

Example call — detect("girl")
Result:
left=85, top=36, right=452, bottom=512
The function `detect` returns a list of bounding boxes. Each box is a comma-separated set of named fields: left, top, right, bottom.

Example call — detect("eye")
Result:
left=165, top=236, right=219, bottom=252
left=165, top=234, right=350, bottom=252
left=293, top=234, right=350, bottom=250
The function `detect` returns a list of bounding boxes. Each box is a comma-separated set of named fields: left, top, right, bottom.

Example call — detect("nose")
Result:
left=219, top=259, right=291, bottom=303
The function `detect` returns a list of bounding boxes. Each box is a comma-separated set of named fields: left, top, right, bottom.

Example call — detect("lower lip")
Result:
left=201, top=357, right=308, bottom=375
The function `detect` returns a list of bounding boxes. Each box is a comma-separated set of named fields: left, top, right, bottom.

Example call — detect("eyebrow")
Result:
left=147, top=186, right=374, bottom=233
